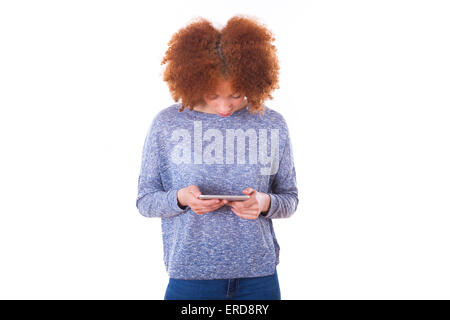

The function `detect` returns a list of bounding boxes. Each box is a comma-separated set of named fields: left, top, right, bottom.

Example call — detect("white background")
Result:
left=1, top=0, right=449, bottom=299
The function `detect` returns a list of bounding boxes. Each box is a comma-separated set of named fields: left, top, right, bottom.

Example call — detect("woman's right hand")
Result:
left=177, top=185, right=226, bottom=215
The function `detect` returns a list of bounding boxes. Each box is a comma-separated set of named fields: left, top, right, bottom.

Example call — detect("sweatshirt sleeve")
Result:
left=136, top=114, right=189, bottom=218
left=261, top=124, right=299, bottom=219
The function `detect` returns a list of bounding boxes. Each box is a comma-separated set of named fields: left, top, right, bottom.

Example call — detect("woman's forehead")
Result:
left=209, top=79, right=239, bottom=94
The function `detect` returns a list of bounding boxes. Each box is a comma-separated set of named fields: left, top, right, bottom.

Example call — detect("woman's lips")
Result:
left=218, top=112, right=232, bottom=117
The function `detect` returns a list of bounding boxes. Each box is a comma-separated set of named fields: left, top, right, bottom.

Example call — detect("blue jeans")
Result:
left=164, top=268, right=281, bottom=300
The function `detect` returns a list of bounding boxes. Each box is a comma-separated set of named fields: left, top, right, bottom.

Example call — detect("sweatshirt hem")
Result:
left=166, top=262, right=278, bottom=280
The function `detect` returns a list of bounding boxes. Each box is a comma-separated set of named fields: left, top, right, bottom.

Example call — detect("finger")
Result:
left=191, top=191, right=202, bottom=199
left=233, top=207, right=259, bottom=216
left=205, top=201, right=225, bottom=210
left=188, top=186, right=202, bottom=198
left=223, top=200, right=235, bottom=206
left=231, top=200, right=255, bottom=210
left=199, top=200, right=225, bottom=212
left=196, top=207, right=211, bottom=213
left=243, top=188, right=256, bottom=195
left=231, top=208, right=258, bottom=220
left=194, top=198, right=220, bottom=206
left=203, top=199, right=221, bottom=205
left=239, top=200, right=256, bottom=209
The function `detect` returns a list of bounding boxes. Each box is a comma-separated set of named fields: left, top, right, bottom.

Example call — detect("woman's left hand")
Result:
left=223, top=187, right=270, bottom=220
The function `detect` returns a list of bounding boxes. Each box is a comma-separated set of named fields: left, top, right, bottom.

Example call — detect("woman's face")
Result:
left=199, top=79, right=246, bottom=117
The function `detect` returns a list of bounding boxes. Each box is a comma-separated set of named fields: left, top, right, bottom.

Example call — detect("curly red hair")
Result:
left=160, top=15, right=280, bottom=116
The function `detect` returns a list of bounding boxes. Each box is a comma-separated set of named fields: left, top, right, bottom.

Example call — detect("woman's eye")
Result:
left=207, top=94, right=241, bottom=99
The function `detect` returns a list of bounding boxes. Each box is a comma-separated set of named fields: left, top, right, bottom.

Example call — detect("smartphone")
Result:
left=198, top=195, right=250, bottom=201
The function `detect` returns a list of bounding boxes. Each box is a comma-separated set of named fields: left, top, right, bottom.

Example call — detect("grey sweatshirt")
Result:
left=136, top=103, right=299, bottom=280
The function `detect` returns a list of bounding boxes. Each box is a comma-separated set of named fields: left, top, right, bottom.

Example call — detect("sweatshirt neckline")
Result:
left=180, top=104, right=249, bottom=119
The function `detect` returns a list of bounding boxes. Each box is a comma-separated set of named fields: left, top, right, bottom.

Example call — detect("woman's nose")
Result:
left=219, top=106, right=233, bottom=113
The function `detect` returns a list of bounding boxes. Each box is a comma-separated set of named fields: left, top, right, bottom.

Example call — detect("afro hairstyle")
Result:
left=160, top=15, right=280, bottom=116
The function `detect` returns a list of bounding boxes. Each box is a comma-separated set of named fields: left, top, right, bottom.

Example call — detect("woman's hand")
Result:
left=223, top=187, right=270, bottom=220
left=177, top=185, right=226, bottom=215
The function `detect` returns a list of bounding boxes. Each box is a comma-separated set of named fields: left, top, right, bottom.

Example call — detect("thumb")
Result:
left=243, top=187, right=255, bottom=195
left=188, top=185, right=202, bottom=198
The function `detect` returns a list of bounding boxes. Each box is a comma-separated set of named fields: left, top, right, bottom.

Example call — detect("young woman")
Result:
left=136, top=15, right=299, bottom=300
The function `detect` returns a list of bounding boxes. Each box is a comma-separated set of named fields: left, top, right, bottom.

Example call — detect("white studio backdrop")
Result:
left=0, top=0, right=449, bottom=299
